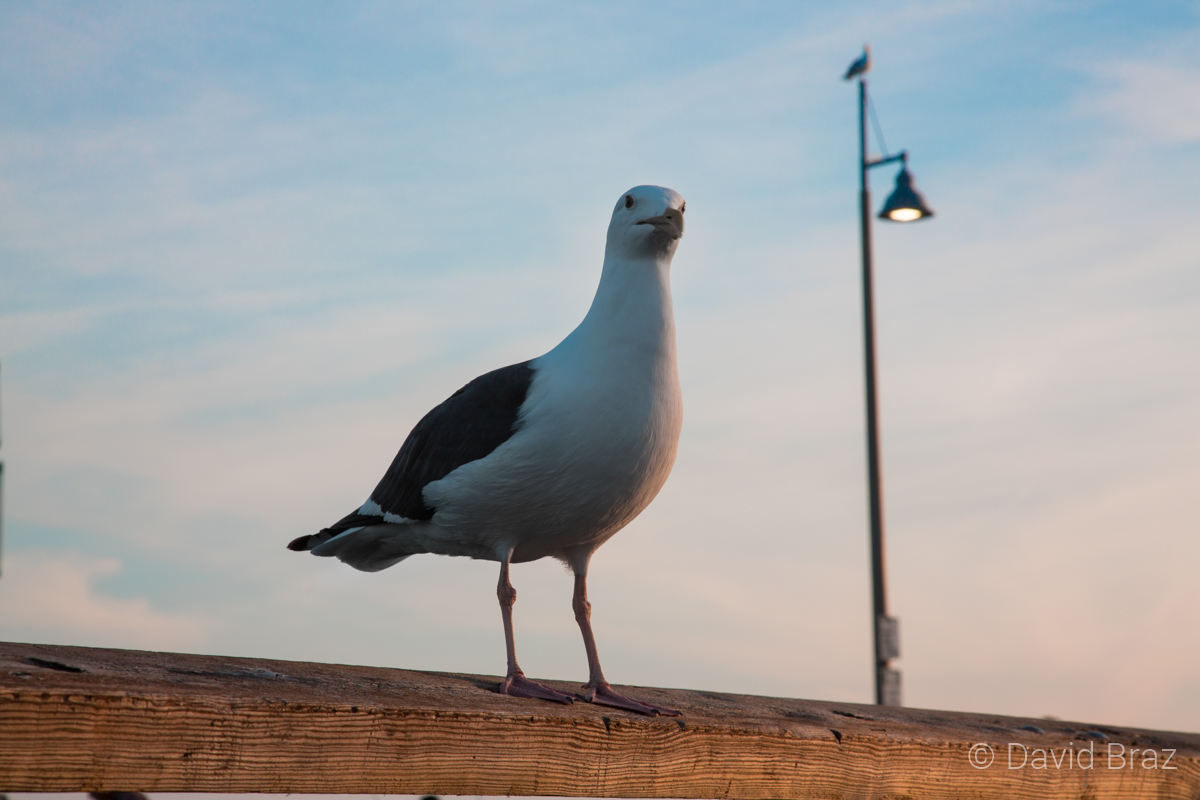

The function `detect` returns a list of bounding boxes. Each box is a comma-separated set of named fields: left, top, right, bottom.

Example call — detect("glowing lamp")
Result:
left=878, top=167, right=934, bottom=222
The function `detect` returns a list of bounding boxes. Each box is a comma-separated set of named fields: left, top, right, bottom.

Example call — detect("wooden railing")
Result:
left=1, top=641, right=1197, bottom=798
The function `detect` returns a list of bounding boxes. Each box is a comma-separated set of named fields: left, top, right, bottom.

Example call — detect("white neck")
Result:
left=555, top=252, right=676, bottom=364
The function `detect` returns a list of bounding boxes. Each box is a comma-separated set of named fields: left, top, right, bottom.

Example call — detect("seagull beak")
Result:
left=636, top=207, right=684, bottom=239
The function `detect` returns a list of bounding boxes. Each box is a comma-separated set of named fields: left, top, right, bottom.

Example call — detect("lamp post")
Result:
left=845, top=46, right=933, bottom=706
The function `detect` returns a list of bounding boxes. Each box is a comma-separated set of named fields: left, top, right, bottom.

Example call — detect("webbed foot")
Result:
left=500, top=672, right=575, bottom=704
left=581, top=681, right=681, bottom=716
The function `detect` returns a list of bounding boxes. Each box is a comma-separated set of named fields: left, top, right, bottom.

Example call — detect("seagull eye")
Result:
left=625, top=195, right=634, bottom=209
left=680, top=202, right=686, bottom=213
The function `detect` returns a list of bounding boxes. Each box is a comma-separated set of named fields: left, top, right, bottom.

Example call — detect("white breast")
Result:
left=422, top=257, right=681, bottom=563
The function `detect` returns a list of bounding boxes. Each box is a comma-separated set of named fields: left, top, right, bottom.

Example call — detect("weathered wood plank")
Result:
left=1, top=642, right=1197, bottom=798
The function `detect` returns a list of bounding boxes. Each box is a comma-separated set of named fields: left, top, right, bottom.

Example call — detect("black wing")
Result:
left=369, top=360, right=535, bottom=520
left=290, top=361, right=535, bottom=552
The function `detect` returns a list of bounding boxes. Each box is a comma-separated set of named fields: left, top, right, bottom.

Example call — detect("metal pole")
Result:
left=858, top=78, right=899, bottom=706
left=0, top=361, right=4, bottom=580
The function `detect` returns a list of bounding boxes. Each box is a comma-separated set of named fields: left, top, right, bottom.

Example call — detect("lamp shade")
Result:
left=878, top=167, right=934, bottom=222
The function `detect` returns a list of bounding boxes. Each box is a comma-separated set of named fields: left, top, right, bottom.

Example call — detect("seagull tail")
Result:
left=309, top=524, right=416, bottom=572
left=287, top=530, right=335, bottom=551
left=289, top=510, right=419, bottom=573
left=287, top=509, right=392, bottom=552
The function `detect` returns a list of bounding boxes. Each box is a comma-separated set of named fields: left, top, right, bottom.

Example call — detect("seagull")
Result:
left=843, top=43, right=872, bottom=81
left=289, top=185, right=687, bottom=716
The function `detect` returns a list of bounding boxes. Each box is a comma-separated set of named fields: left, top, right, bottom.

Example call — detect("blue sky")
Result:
left=2, top=0, right=1199, bottom=738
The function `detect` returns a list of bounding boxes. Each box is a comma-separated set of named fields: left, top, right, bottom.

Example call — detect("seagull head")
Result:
left=606, top=185, right=686, bottom=260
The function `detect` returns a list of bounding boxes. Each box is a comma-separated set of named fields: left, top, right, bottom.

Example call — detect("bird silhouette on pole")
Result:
left=843, top=43, right=872, bottom=81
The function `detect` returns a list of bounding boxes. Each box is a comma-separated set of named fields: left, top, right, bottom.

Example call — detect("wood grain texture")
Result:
left=1, top=642, right=1197, bottom=798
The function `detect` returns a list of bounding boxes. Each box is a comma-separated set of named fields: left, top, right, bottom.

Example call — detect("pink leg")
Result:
left=573, top=571, right=680, bottom=717
left=497, top=556, right=573, bottom=704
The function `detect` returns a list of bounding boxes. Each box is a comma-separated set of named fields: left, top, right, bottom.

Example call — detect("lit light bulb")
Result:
left=886, top=208, right=922, bottom=222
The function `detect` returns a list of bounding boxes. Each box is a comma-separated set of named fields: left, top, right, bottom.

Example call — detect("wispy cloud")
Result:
left=1083, top=59, right=1200, bottom=143
left=0, top=550, right=210, bottom=650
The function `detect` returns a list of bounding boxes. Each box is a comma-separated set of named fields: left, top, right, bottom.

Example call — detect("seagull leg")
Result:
left=572, top=569, right=680, bottom=717
left=496, top=555, right=574, bottom=704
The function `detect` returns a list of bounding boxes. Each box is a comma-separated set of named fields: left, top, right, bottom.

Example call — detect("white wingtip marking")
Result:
left=359, top=499, right=384, bottom=516
left=383, top=512, right=414, bottom=524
